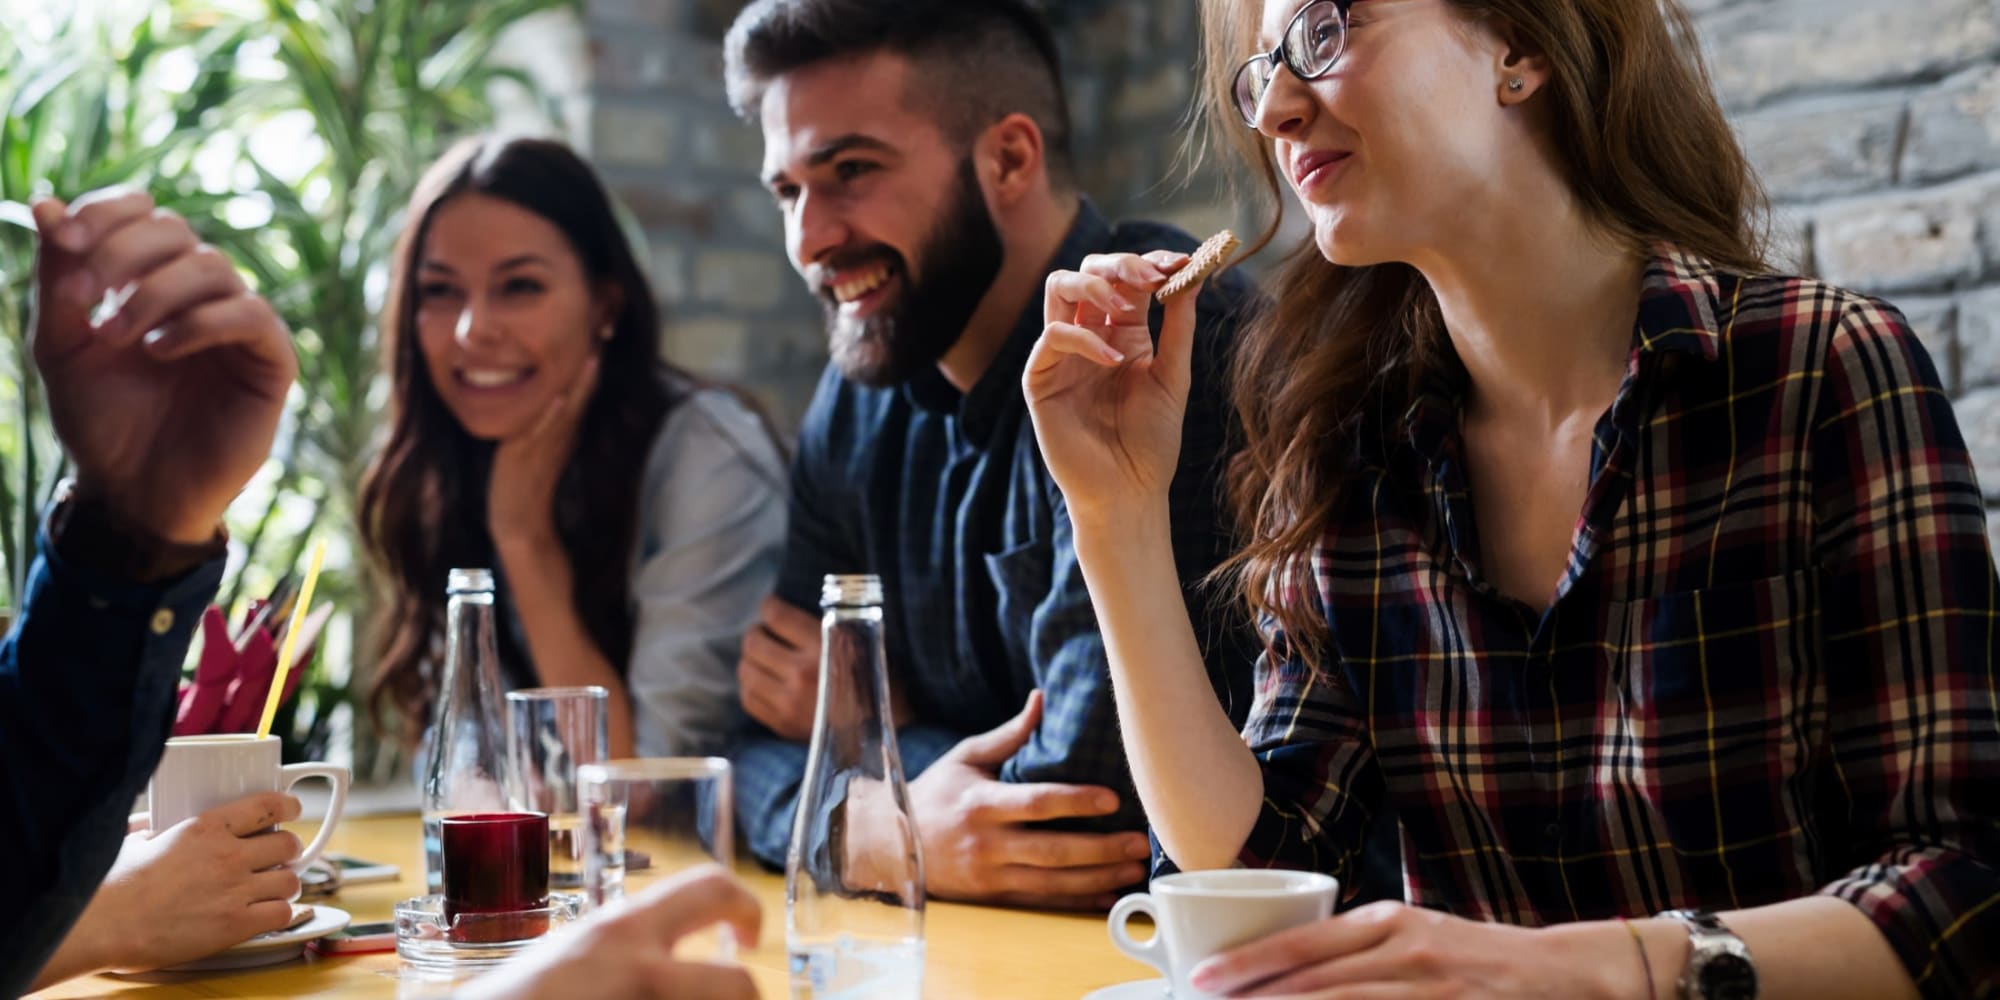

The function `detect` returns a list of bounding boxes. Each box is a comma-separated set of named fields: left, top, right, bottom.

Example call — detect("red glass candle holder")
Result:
left=441, top=812, right=550, bottom=943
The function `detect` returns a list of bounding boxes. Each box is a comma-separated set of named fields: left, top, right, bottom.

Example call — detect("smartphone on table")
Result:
left=308, top=920, right=397, bottom=956
left=324, top=852, right=401, bottom=884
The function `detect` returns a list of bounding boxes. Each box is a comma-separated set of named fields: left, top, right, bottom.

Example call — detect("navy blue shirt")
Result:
left=0, top=529, right=221, bottom=994
left=733, top=201, right=1259, bottom=866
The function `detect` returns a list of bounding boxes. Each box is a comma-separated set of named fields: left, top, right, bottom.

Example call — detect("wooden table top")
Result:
left=33, top=812, right=1158, bottom=999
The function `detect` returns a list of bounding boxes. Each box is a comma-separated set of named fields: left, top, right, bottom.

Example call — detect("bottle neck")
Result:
left=816, top=605, right=893, bottom=738
left=441, top=592, right=501, bottom=701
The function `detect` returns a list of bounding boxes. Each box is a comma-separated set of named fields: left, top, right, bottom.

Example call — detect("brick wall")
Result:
left=579, top=0, right=825, bottom=426
left=1697, top=0, right=2000, bottom=540
left=575, top=0, right=2000, bottom=524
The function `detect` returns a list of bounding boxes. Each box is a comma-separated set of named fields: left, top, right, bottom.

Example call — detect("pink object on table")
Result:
left=173, top=603, right=330, bottom=737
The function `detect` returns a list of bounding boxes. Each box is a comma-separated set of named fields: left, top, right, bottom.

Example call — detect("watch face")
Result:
left=1697, top=952, right=1758, bottom=1000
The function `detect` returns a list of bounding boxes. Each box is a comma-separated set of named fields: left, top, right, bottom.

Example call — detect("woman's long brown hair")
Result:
left=1194, top=0, right=1771, bottom=668
left=358, top=136, right=684, bottom=740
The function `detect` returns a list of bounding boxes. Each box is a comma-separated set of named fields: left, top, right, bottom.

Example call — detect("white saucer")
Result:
left=1081, top=978, right=1169, bottom=999
left=160, top=904, right=352, bottom=972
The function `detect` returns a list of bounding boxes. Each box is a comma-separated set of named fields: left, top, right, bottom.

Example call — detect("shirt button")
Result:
left=149, top=609, right=175, bottom=635
left=1544, top=822, right=1563, bottom=845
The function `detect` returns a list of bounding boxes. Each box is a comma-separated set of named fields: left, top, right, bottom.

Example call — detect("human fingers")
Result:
left=68, top=209, right=202, bottom=315
left=234, top=898, right=298, bottom=940
left=993, top=829, right=1154, bottom=868
left=1043, top=268, right=1136, bottom=324
left=627, top=865, right=763, bottom=949
left=1151, top=275, right=1202, bottom=397
left=43, top=187, right=156, bottom=256
left=128, top=811, right=150, bottom=834
left=949, top=689, right=1043, bottom=766
left=142, top=293, right=298, bottom=389
left=1032, top=320, right=1130, bottom=368
left=94, top=243, right=241, bottom=347
left=1190, top=905, right=1402, bottom=997
left=238, top=827, right=306, bottom=871
left=202, top=791, right=302, bottom=838
left=740, top=626, right=815, bottom=685
left=759, top=596, right=820, bottom=647
left=244, top=866, right=303, bottom=902
left=1078, top=251, right=1170, bottom=291
left=968, top=778, right=1121, bottom=824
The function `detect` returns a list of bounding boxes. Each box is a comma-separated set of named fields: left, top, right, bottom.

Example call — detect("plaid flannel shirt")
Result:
left=1241, top=249, right=2000, bottom=998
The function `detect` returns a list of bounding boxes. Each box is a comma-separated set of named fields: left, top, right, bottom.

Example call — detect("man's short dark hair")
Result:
left=725, top=0, right=1075, bottom=188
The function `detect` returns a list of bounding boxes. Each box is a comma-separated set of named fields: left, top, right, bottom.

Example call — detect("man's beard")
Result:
left=822, top=155, right=1005, bottom=388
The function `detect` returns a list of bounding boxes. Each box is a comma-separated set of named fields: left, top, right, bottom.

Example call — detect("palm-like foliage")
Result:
left=1, top=0, right=570, bottom=774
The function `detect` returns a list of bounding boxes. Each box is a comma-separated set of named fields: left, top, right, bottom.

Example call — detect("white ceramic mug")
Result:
left=1110, top=869, right=1341, bottom=999
left=147, top=733, right=351, bottom=871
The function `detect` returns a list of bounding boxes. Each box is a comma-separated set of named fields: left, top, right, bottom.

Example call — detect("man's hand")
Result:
left=902, top=691, right=1152, bottom=911
left=31, top=190, right=295, bottom=544
left=738, top=597, right=820, bottom=740
left=459, top=865, right=762, bottom=1000
left=738, top=595, right=915, bottom=740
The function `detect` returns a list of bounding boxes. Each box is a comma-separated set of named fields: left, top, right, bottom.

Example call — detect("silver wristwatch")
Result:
left=1658, top=909, right=1758, bottom=1000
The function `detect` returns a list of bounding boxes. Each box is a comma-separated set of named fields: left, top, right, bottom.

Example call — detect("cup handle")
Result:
left=1109, top=892, right=1167, bottom=975
left=279, top=762, right=351, bottom=869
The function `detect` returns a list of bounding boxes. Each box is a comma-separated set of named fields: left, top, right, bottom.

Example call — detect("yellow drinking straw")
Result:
left=257, top=538, right=328, bottom=740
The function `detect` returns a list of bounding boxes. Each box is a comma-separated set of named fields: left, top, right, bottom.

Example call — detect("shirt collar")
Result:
left=1631, top=245, right=1731, bottom=364
left=905, top=199, right=1112, bottom=444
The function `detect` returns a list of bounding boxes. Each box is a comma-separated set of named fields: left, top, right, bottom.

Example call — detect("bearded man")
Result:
left=723, top=0, right=1259, bottom=911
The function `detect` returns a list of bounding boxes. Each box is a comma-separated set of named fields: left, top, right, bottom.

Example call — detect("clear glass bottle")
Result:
left=787, top=574, right=925, bottom=999
left=421, top=568, right=513, bottom=893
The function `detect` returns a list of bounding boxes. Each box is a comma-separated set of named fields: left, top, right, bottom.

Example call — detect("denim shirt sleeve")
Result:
left=0, top=531, right=222, bottom=995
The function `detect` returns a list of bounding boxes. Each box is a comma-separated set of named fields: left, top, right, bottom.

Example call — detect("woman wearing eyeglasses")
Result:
left=1027, top=0, right=1998, bottom=997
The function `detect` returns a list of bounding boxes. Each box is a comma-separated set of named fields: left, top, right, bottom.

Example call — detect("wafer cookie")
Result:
left=1156, top=229, right=1239, bottom=302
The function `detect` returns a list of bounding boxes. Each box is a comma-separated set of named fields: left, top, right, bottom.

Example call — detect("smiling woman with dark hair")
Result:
left=359, top=135, right=786, bottom=760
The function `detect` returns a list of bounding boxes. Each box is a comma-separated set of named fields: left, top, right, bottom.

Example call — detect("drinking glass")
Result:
left=578, top=758, right=734, bottom=954
left=506, top=686, right=609, bottom=889
left=440, top=812, right=550, bottom=943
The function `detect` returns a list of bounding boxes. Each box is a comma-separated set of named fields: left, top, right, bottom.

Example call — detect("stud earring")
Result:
left=596, top=323, right=614, bottom=343
left=1507, top=78, right=1525, bottom=92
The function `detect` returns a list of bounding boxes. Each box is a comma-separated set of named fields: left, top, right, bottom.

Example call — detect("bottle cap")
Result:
left=821, top=573, right=884, bottom=609
left=448, top=568, right=496, bottom=595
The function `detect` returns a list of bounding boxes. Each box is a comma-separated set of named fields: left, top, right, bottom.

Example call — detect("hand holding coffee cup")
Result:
left=25, top=792, right=310, bottom=988
left=147, top=734, right=351, bottom=884
left=1109, top=869, right=1339, bottom=999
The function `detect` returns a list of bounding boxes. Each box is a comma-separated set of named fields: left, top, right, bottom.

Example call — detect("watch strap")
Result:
left=1658, top=909, right=1758, bottom=1000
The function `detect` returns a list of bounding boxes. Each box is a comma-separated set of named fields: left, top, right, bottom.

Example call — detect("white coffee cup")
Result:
left=147, top=734, right=351, bottom=872
left=1110, top=869, right=1340, bottom=999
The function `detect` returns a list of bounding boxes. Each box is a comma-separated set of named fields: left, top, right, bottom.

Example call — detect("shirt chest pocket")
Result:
left=983, top=538, right=1051, bottom=667
left=1604, top=570, right=1823, bottom=807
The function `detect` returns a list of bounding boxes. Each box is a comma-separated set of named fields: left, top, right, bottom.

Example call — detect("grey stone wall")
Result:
left=1698, top=0, right=2000, bottom=540
left=577, top=0, right=2000, bottom=532
left=580, top=0, right=825, bottom=427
